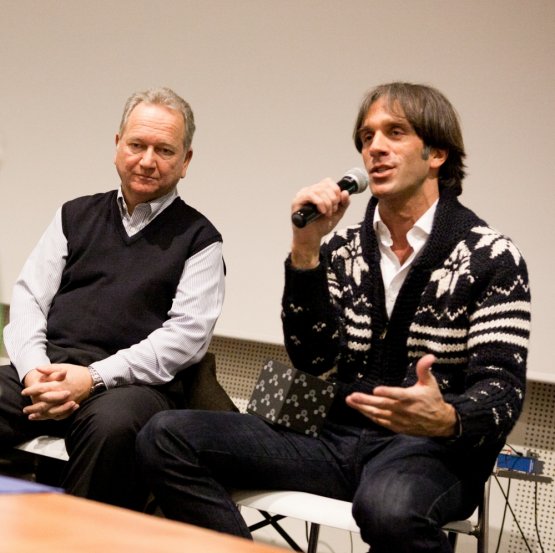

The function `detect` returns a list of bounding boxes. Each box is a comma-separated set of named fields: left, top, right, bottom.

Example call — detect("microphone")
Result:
left=291, top=168, right=369, bottom=228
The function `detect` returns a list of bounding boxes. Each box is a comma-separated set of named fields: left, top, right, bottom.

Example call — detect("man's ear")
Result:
left=114, top=134, right=120, bottom=164
left=181, top=149, right=193, bottom=179
left=430, top=147, right=448, bottom=169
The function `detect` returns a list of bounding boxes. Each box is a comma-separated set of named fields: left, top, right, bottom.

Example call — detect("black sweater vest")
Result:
left=46, top=191, right=222, bottom=365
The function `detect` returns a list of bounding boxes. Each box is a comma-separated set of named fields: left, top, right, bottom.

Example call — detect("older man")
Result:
left=0, top=87, right=226, bottom=510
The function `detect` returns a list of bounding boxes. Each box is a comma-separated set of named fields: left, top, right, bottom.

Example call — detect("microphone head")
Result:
left=342, top=167, right=369, bottom=193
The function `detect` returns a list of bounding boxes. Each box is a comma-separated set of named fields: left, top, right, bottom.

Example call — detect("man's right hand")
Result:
left=21, top=365, right=88, bottom=421
left=290, top=178, right=351, bottom=269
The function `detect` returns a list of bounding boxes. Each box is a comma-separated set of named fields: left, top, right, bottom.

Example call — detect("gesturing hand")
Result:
left=345, top=354, right=458, bottom=437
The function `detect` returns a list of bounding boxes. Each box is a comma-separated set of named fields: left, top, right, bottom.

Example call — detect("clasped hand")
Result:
left=21, top=364, right=92, bottom=421
left=345, top=354, right=458, bottom=438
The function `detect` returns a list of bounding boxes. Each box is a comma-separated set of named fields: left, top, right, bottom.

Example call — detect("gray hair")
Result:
left=119, top=87, right=196, bottom=152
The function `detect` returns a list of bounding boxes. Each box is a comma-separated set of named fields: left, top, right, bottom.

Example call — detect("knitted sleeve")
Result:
left=281, top=254, right=342, bottom=375
left=437, top=228, right=531, bottom=448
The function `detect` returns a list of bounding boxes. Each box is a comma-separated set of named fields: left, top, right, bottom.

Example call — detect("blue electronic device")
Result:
left=496, top=453, right=535, bottom=474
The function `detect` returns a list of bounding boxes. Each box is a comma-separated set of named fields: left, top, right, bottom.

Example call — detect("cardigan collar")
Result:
left=360, top=188, right=484, bottom=272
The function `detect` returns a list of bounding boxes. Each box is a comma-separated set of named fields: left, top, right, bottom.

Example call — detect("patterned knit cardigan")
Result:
left=282, top=189, right=531, bottom=452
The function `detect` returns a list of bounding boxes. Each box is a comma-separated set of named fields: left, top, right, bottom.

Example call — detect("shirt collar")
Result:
left=373, top=199, right=438, bottom=248
left=117, top=187, right=179, bottom=218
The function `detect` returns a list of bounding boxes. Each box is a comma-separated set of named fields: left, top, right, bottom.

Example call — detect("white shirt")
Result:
left=4, top=188, right=225, bottom=387
left=374, top=200, right=437, bottom=318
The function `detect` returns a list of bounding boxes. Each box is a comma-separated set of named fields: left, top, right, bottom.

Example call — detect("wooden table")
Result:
left=0, top=492, right=286, bottom=553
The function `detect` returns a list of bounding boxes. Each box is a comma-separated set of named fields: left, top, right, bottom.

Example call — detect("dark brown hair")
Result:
left=353, top=82, right=466, bottom=195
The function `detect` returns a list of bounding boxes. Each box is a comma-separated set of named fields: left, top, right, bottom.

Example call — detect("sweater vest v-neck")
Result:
left=46, top=191, right=222, bottom=363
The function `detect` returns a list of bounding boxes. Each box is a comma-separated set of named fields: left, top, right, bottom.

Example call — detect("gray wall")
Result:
left=0, top=0, right=553, bottom=381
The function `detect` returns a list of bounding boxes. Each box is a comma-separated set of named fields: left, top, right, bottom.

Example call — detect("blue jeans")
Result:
left=137, top=410, right=486, bottom=553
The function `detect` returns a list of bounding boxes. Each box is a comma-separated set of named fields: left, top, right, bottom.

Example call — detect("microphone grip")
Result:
left=291, top=204, right=321, bottom=228
left=291, top=170, right=366, bottom=228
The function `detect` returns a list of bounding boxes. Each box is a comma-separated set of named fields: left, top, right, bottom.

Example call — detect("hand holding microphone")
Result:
left=291, top=168, right=369, bottom=228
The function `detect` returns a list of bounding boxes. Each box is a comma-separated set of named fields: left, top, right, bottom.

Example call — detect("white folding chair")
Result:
left=1, top=353, right=69, bottom=464
left=233, top=479, right=490, bottom=553
left=15, top=436, right=69, bottom=461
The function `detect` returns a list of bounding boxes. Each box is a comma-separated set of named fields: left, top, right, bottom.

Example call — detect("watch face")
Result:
left=90, top=382, right=105, bottom=395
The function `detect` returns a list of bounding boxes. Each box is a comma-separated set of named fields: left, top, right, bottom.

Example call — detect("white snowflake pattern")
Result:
left=472, top=226, right=521, bottom=265
left=332, top=234, right=368, bottom=286
left=430, top=242, right=474, bottom=298
left=312, top=322, right=327, bottom=332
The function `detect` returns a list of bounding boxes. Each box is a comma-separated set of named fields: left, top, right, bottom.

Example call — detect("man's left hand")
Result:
left=345, top=354, right=458, bottom=437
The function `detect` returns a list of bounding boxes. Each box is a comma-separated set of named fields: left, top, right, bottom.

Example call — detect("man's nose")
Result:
left=369, top=131, right=388, bottom=154
left=140, top=146, right=156, bottom=168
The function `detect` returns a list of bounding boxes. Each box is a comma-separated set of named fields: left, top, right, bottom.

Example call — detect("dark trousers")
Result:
left=0, top=363, right=173, bottom=510
left=137, top=410, right=488, bottom=553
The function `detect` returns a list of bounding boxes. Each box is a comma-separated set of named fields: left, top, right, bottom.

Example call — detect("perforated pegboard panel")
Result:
left=506, top=381, right=554, bottom=553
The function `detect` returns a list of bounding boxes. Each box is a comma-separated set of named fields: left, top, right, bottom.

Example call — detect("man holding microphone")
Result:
left=138, top=82, right=530, bottom=552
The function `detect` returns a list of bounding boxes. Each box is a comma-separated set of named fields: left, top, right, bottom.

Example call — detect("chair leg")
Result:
left=477, top=478, right=490, bottom=553
left=447, top=531, right=458, bottom=550
left=247, top=510, right=321, bottom=553
left=306, top=523, right=320, bottom=553
left=248, top=510, right=304, bottom=552
left=35, top=457, right=64, bottom=486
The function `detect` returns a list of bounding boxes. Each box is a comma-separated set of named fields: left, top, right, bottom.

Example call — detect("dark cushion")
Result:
left=172, top=352, right=238, bottom=412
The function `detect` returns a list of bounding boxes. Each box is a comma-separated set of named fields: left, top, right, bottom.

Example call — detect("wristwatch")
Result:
left=88, top=366, right=106, bottom=396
